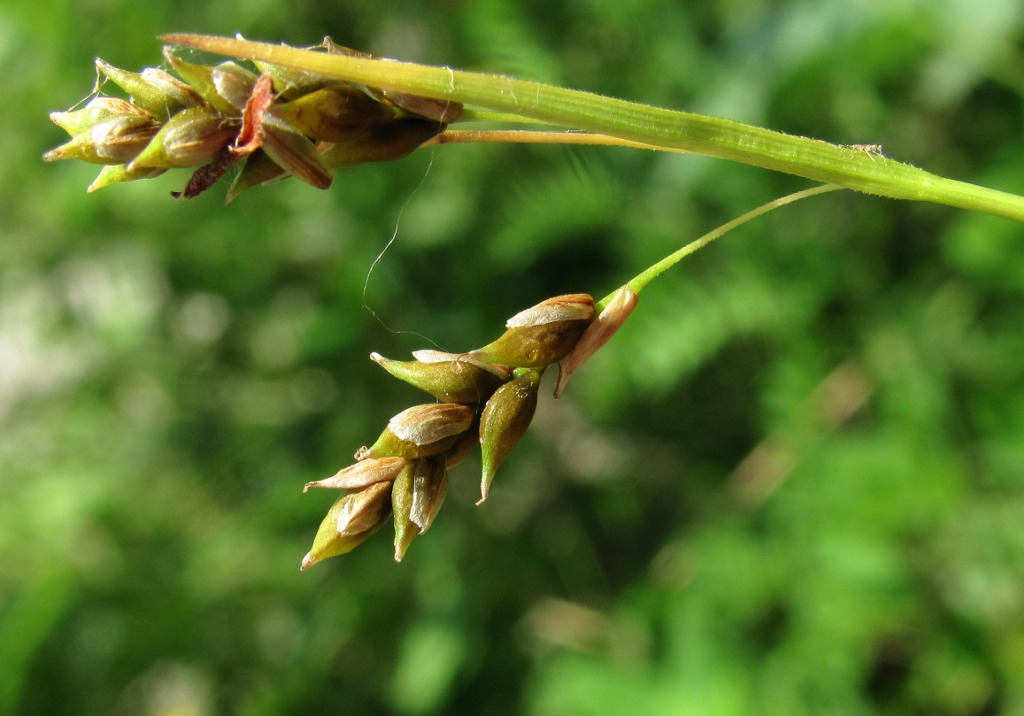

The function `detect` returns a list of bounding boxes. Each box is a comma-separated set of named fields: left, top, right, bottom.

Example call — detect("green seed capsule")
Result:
left=300, top=482, right=393, bottom=570
left=129, top=107, right=238, bottom=170
left=259, top=123, right=334, bottom=189
left=377, top=89, right=463, bottom=123
left=391, top=460, right=418, bottom=562
left=371, top=351, right=509, bottom=404
left=469, top=294, right=595, bottom=368
left=269, top=85, right=396, bottom=143
left=163, top=49, right=239, bottom=115
left=252, top=60, right=330, bottom=99
left=478, top=368, right=542, bottom=503
left=96, top=59, right=201, bottom=118
left=320, top=118, right=443, bottom=167
left=225, top=150, right=287, bottom=202
left=43, top=113, right=161, bottom=165
left=359, top=403, right=475, bottom=460
left=87, top=163, right=165, bottom=192
left=49, top=97, right=151, bottom=137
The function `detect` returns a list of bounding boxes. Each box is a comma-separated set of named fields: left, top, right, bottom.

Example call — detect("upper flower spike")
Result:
left=44, top=44, right=460, bottom=199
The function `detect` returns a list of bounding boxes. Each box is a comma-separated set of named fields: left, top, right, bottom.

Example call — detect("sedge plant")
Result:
left=43, top=34, right=1024, bottom=567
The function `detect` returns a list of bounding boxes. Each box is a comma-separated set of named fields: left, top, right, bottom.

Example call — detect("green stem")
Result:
left=455, top=108, right=546, bottom=124
left=163, top=34, right=1024, bottom=222
left=598, top=184, right=843, bottom=310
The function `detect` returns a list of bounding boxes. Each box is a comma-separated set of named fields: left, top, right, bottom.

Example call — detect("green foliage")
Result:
left=3, top=0, right=1024, bottom=714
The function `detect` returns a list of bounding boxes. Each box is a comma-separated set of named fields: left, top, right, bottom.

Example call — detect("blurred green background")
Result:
left=3, top=0, right=1024, bottom=714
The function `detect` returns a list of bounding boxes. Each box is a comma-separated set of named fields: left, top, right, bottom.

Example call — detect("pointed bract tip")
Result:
left=300, top=551, right=316, bottom=570
left=554, top=287, right=638, bottom=398
left=476, top=482, right=490, bottom=506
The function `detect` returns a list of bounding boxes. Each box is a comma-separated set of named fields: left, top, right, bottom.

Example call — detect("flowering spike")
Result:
left=48, top=45, right=460, bottom=197
left=478, top=368, right=542, bottom=503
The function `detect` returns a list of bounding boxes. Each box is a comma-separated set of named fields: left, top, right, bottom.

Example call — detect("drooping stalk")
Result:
left=162, top=33, right=1024, bottom=223
left=602, top=184, right=844, bottom=310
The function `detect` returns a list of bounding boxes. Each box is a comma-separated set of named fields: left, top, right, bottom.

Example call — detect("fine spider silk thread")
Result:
left=361, top=72, right=458, bottom=348
left=360, top=149, right=438, bottom=341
